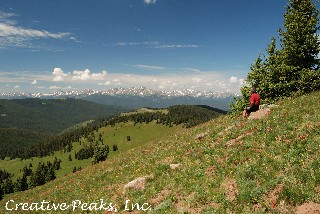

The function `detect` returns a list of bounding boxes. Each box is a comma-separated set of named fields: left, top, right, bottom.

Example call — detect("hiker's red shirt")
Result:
left=250, top=93, right=260, bottom=106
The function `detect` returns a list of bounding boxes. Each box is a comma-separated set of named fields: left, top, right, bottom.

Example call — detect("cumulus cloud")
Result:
left=31, top=80, right=37, bottom=85
left=72, top=69, right=107, bottom=81
left=192, top=77, right=202, bottom=83
left=51, top=68, right=108, bottom=82
left=229, top=76, right=245, bottom=86
left=52, top=68, right=68, bottom=81
left=144, top=0, right=156, bottom=4
left=229, top=76, right=238, bottom=84
left=103, top=78, right=122, bottom=86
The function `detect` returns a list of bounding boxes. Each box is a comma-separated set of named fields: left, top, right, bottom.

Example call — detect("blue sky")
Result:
left=0, top=0, right=292, bottom=93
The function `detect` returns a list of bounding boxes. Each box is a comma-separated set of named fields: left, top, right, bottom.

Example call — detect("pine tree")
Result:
left=112, top=144, right=118, bottom=151
left=232, top=0, right=320, bottom=113
left=2, top=178, right=14, bottom=194
left=30, top=162, right=46, bottom=187
left=279, top=0, right=320, bottom=70
left=14, top=174, right=28, bottom=192
left=277, top=0, right=320, bottom=94
left=91, top=145, right=109, bottom=164
left=45, top=166, right=56, bottom=183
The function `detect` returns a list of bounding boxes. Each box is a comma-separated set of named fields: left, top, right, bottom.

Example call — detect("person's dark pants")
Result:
left=246, top=105, right=259, bottom=114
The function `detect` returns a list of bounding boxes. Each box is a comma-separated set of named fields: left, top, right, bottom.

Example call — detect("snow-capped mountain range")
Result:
left=0, top=87, right=238, bottom=110
left=0, top=86, right=238, bottom=99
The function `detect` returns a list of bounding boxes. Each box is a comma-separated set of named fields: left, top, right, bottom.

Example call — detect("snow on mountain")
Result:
left=0, top=86, right=238, bottom=99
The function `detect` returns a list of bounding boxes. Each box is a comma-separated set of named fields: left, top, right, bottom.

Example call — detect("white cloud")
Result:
left=0, top=12, right=16, bottom=25
left=114, top=41, right=159, bottom=47
left=35, top=86, right=45, bottom=89
left=53, top=68, right=68, bottom=81
left=51, top=68, right=108, bottom=82
left=91, top=70, right=108, bottom=80
left=49, top=86, right=61, bottom=90
left=103, top=78, right=122, bottom=86
left=64, top=86, right=73, bottom=89
left=229, top=76, right=238, bottom=84
left=0, top=70, right=54, bottom=83
left=182, top=68, right=202, bottom=73
left=0, top=11, right=71, bottom=48
left=192, top=78, right=202, bottom=83
left=13, top=85, right=19, bottom=89
left=134, top=64, right=166, bottom=70
left=113, top=41, right=198, bottom=49
left=155, top=44, right=198, bottom=49
left=229, top=76, right=245, bottom=86
left=0, top=23, right=69, bottom=38
left=96, top=71, right=237, bottom=92
left=144, top=0, right=156, bottom=4
left=239, top=78, right=245, bottom=85
left=72, top=69, right=107, bottom=81
left=1, top=66, right=245, bottom=93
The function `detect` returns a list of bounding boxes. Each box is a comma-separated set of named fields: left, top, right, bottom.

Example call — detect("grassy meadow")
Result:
left=0, top=121, right=182, bottom=180
left=0, top=91, right=319, bottom=213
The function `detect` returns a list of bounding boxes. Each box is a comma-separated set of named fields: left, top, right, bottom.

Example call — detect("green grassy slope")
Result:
left=0, top=91, right=319, bottom=213
left=0, top=122, right=181, bottom=181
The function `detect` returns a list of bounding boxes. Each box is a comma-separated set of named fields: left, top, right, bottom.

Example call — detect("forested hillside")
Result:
left=0, top=98, right=125, bottom=134
left=105, top=105, right=226, bottom=128
left=0, top=104, right=224, bottom=160
left=0, top=98, right=126, bottom=159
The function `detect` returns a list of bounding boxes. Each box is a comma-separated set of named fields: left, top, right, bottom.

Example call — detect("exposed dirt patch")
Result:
left=169, top=163, right=180, bottom=170
left=248, top=108, right=271, bottom=120
left=149, top=189, right=171, bottom=205
left=175, top=192, right=204, bottom=214
left=221, top=178, right=238, bottom=201
left=264, top=184, right=283, bottom=209
left=158, top=156, right=175, bottom=164
left=225, top=131, right=254, bottom=148
left=295, top=202, right=320, bottom=214
left=217, top=124, right=236, bottom=136
left=194, top=130, right=209, bottom=141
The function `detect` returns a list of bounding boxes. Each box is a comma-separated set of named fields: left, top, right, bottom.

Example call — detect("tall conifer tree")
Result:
left=231, top=0, right=320, bottom=113
left=280, top=0, right=320, bottom=70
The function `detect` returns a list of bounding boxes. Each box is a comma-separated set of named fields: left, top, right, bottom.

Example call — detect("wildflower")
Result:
left=298, top=135, right=307, bottom=140
left=284, top=139, right=291, bottom=143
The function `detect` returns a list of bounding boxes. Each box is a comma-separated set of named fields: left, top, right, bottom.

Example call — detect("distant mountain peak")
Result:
left=0, top=86, right=239, bottom=99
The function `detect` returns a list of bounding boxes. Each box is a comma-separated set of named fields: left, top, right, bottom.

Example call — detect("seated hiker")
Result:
left=243, top=87, right=260, bottom=118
